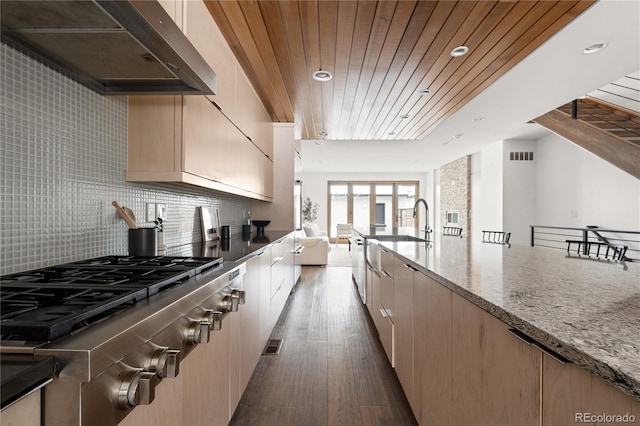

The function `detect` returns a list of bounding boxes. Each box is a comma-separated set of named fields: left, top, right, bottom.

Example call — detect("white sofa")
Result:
left=300, top=223, right=331, bottom=265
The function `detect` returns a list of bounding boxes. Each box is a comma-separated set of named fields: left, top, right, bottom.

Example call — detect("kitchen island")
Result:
left=354, top=228, right=640, bottom=425
left=365, top=231, right=639, bottom=424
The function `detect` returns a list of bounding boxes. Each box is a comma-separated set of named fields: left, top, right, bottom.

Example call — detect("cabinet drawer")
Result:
left=380, top=273, right=394, bottom=317
left=381, top=247, right=394, bottom=278
left=270, top=239, right=287, bottom=264
left=379, top=307, right=395, bottom=367
left=270, top=256, right=286, bottom=299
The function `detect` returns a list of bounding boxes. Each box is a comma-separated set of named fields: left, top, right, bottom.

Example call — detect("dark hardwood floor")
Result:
left=230, top=266, right=417, bottom=426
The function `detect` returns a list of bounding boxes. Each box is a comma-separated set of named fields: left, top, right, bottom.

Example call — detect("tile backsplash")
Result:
left=0, top=44, right=251, bottom=274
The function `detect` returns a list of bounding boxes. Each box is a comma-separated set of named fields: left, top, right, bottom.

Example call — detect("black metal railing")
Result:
left=530, top=225, right=640, bottom=262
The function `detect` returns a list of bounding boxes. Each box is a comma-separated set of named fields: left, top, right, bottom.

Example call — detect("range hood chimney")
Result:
left=1, top=0, right=217, bottom=95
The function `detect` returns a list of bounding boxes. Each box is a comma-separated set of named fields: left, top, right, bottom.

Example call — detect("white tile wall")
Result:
left=0, top=44, right=251, bottom=274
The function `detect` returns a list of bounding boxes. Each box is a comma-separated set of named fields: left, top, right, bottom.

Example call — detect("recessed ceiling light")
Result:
left=583, top=42, right=608, bottom=54
left=453, top=133, right=464, bottom=139
left=472, top=117, right=485, bottom=122
left=450, top=46, right=469, bottom=57
left=419, top=88, right=431, bottom=96
left=388, top=132, right=396, bottom=136
left=312, top=70, right=332, bottom=81
left=400, top=114, right=410, bottom=119
left=317, top=131, right=328, bottom=137
left=315, top=141, right=324, bottom=145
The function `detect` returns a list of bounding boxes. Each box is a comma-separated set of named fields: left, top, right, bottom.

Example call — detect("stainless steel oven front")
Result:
left=32, top=263, right=245, bottom=426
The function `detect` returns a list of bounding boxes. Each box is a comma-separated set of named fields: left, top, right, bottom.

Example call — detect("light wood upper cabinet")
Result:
left=127, top=0, right=273, bottom=201
left=543, top=353, right=640, bottom=425
left=451, top=293, right=541, bottom=426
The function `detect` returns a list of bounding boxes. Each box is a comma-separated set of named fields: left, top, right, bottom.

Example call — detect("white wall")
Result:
left=474, top=133, right=639, bottom=248
left=503, top=139, right=537, bottom=246
left=479, top=142, right=504, bottom=232
left=535, top=133, right=640, bottom=230
left=470, top=153, right=482, bottom=238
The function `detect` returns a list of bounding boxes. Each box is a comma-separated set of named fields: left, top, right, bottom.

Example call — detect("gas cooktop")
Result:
left=0, top=255, right=223, bottom=341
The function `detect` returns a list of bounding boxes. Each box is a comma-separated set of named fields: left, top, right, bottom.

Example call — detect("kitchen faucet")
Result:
left=413, top=198, right=432, bottom=239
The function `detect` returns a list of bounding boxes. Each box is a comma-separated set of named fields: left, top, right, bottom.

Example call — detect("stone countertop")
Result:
left=378, top=236, right=640, bottom=401
left=165, top=230, right=294, bottom=263
left=1, top=354, right=56, bottom=408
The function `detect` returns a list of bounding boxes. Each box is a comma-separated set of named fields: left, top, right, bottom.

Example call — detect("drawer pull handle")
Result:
left=506, top=329, right=571, bottom=365
left=403, top=263, right=418, bottom=272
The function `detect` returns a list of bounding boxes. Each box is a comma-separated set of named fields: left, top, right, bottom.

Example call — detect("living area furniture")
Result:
left=301, top=223, right=331, bottom=265
left=336, top=223, right=353, bottom=248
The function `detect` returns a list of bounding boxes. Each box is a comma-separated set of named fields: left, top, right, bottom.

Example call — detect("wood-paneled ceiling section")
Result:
left=205, top=0, right=594, bottom=141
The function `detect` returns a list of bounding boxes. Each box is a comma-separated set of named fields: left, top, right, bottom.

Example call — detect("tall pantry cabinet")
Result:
left=126, top=0, right=273, bottom=201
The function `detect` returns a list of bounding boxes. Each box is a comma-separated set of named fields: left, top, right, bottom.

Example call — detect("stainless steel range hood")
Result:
left=1, top=0, right=216, bottom=95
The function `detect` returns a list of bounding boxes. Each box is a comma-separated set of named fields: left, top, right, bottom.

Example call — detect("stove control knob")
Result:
left=231, top=289, right=246, bottom=305
left=150, top=348, right=180, bottom=378
left=221, top=294, right=239, bottom=312
left=186, top=321, right=210, bottom=344
left=203, top=310, right=223, bottom=331
left=118, top=371, right=158, bottom=408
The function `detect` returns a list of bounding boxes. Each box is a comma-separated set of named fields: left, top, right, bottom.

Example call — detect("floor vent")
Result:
left=262, top=339, right=283, bottom=355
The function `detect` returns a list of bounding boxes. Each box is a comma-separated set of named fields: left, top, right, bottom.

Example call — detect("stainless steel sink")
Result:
left=371, top=235, right=427, bottom=242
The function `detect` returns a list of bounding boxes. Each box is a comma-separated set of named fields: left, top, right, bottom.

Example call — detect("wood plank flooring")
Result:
left=230, top=266, right=417, bottom=426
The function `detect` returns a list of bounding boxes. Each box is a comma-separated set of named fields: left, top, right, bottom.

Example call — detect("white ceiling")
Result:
left=301, top=0, right=640, bottom=173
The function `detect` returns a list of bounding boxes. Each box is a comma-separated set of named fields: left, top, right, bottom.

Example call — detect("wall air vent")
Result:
left=509, top=151, right=534, bottom=161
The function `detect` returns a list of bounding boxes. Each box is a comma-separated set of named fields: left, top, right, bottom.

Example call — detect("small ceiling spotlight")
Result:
left=400, top=114, right=410, bottom=119
left=583, top=42, right=608, bottom=54
left=317, top=131, right=328, bottom=137
left=312, top=70, right=333, bottom=81
left=315, top=141, right=324, bottom=145
left=388, top=132, right=396, bottom=136
left=419, top=88, right=432, bottom=96
left=453, top=133, right=464, bottom=139
left=472, top=117, right=485, bottom=122
left=450, top=45, right=469, bottom=57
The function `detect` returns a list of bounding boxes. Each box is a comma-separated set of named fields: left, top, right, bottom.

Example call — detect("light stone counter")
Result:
left=378, top=236, right=640, bottom=400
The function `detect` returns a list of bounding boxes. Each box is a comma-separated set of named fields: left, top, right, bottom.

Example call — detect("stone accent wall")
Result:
left=440, top=156, right=471, bottom=236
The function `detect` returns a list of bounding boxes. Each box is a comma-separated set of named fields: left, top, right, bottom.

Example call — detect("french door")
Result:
left=328, top=181, right=418, bottom=240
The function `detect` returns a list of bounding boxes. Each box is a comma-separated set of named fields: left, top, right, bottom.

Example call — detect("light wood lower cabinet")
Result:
left=181, top=323, right=232, bottom=426
left=414, top=270, right=452, bottom=426
left=259, top=246, right=272, bottom=349
left=369, top=250, right=640, bottom=426
left=1, top=389, right=42, bottom=426
left=543, top=353, right=640, bottom=425
left=451, top=293, right=541, bottom=426
left=393, top=258, right=416, bottom=414
left=119, top=366, right=184, bottom=426
left=241, top=255, right=263, bottom=394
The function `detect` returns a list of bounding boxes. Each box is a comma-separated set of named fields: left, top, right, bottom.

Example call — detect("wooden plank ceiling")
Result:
left=204, top=0, right=594, bottom=141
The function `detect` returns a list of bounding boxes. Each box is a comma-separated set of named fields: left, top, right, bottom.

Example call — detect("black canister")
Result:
left=128, top=228, right=158, bottom=256
left=221, top=225, right=230, bottom=239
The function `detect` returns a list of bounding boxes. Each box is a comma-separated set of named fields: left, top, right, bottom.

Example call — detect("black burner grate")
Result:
left=0, top=255, right=222, bottom=341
